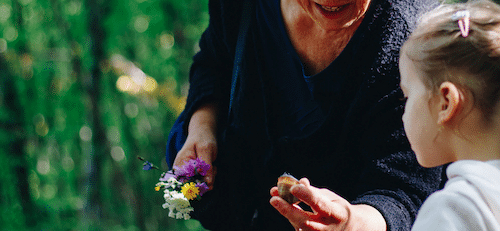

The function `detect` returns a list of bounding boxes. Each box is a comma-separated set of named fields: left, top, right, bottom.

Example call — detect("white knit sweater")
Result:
left=412, top=160, right=500, bottom=231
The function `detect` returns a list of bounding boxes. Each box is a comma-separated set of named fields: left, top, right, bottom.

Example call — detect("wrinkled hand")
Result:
left=173, top=103, right=218, bottom=190
left=270, top=178, right=386, bottom=231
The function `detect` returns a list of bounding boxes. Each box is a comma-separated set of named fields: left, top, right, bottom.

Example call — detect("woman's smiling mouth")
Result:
left=319, top=4, right=342, bottom=12
left=313, top=2, right=349, bottom=19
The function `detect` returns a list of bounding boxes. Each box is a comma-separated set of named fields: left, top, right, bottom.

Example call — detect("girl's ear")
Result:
left=437, top=81, right=462, bottom=125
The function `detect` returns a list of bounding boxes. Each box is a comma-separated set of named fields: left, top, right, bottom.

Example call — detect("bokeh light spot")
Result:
left=33, top=113, right=45, bottom=124
left=42, top=184, right=57, bottom=200
left=193, top=42, right=201, bottom=53
left=134, top=16, right=149, bottom=33
left=125, top=103, right=139, bottom=118
left=22, top=6, right=35, bottom=21
left=0, top=4, right=12, bottom=22
left=21, top=54, right=33, bottom=72
left=117, top=75, right=133, bottom=92
left=29, top=172, right=40, bottom=200
left=79, top=126, right=92, bottom=142
left=160, top=33, right=175, bottom=49
left=143, top=76, right=158, bottom=92
left=33, top=114, right=49, bottom=137
left=0, top=39, right=7, bottom=53
left=66, top=1, right=82, bottom=15
left=130, top=67, right=146, bottom=85
left=4, top=26, right=18, bottom=41
left=35, top=122, right=49, bottom=137
left=62, top=156, right=75, bottom=172
left=111, top=146, right=125, bottom=162
left=37, top=159, right=50, bottom=175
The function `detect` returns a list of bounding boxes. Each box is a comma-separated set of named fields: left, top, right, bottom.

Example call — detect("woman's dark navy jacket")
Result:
left=166, top=0, right=445, bottom=230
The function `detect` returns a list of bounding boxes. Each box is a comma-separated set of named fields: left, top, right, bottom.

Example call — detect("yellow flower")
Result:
left=181, top=182, right=199, bottom=200
left=155, top=186, right=161, bottom=191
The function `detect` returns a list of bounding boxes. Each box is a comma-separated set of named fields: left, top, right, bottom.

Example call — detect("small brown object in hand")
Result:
left=277, top=173, right=300, bottom=204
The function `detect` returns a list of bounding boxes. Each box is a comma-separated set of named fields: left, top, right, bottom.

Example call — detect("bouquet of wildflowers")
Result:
left=140, top=157, right=210, bottom=220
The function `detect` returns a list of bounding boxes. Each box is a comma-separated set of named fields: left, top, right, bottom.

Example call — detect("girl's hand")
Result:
left=270, top=178, right=387, bottom=231
left=173, top=102, right=218, bottom=190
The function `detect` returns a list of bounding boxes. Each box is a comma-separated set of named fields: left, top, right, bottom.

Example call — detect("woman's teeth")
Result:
left=321, top=5, right=342, bottom=12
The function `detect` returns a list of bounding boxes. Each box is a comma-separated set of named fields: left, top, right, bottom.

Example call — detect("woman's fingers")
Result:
left=194, top=140, right=217, bottom=188
left=270, top=186, right=279, bottom=197
left=270, top=178, right=359, bottom=230
left=271, top=178, right=385, bottom=230
left=173, top=145, right=196, bottom=167
left=298, top=178, right=311, bottom=187
left=270, top=195, right=334, bottom=231
left=291, top=184, right=349, bottom=222
left=172, top=132, right=218, bottom=189
left=270, top=196, right=311, bottom=226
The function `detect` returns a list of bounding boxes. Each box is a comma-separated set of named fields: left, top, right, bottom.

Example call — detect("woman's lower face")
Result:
left=293, top=0, right=372, bottom=29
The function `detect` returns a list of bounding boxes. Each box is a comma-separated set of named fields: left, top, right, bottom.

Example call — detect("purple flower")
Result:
left=196, top=182, right=209, bottom=196
left=159, top=171, right=177, bottom=181
left=173, top=158, right=211, bottom=180
left=193, top=158, right=211, bottom=176
left=142, top=161, right=154, bottom=171
left=174, top=161, right=195, bottom=178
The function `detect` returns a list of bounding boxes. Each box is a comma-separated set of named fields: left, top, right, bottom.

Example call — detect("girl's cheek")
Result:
left=402, top=116, right=407, bottom=133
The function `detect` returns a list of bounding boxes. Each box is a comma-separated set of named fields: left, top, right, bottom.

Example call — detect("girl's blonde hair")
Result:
left=402, top=0, right=500, bottom=122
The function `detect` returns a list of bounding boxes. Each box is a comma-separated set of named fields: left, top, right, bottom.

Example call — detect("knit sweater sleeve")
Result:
left=164, top=0, right=243, bottom=166
left=181, top=0, right=242, bottom=126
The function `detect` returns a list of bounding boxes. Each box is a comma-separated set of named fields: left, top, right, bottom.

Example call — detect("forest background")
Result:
left=1, top=0, right=207, bottom=230
left=0, top=0, right=492, bottom=230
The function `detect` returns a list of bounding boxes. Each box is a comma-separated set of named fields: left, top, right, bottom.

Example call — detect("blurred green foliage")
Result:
left=0, top=0, right=208, bottom=230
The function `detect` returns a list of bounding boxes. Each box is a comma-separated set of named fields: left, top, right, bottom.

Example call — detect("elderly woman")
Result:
left=167, top=0, right=444, bottom=230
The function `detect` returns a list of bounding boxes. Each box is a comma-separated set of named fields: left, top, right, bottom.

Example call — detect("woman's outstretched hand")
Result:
left=173, top=102, right=218, bottom=190
left=270, top=178, right=387, bottom=231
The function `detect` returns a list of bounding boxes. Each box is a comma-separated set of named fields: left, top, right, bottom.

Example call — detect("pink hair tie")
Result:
left=452, top=10, right=470, bottom=37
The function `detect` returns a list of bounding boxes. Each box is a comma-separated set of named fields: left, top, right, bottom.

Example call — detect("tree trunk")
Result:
left=82, top=0, right=110, bottom=229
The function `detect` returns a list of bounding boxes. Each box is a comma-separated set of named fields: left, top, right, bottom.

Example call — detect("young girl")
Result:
left=399, top=0, right=500, bottom=230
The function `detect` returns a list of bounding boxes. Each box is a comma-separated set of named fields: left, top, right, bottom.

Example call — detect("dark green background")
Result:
left=0, top=0, right=208, bottom=230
